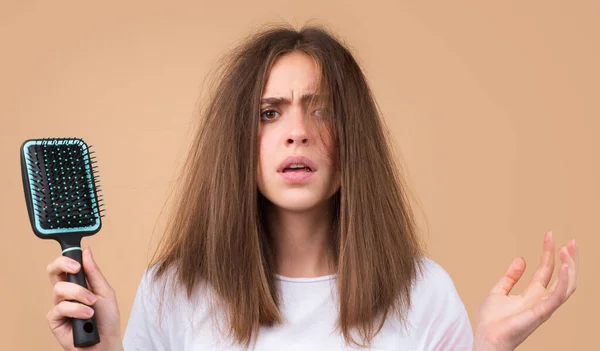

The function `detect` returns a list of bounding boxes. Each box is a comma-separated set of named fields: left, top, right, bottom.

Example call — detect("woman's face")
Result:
left=257, top=51, right=340, bottom=212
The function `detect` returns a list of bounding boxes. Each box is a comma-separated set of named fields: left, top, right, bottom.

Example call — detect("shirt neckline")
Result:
left=274, top=273, right=337, bottom=282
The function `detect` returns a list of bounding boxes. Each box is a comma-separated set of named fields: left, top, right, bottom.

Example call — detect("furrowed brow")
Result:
left=260, top=93, right=322, bottom=106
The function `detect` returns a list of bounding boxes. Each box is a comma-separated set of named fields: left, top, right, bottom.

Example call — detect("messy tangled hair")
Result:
left=149, top=22, right=425, bottom=349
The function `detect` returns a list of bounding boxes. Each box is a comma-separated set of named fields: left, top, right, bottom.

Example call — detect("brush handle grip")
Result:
left=63, top=248, right=101, bottom=347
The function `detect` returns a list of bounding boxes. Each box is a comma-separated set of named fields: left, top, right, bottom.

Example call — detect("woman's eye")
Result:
left=260, top=108, right=327, bottom=121
left=312, top=108, right=328, bottom=117
left=261, top=109, right=279, bottom=121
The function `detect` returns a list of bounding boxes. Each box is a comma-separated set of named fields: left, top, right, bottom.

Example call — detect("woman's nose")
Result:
left=285, top=108, right=310, bottom=145
left=286, top=135, right=308, bottom=145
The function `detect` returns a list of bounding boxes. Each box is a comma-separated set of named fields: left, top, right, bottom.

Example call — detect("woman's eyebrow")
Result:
left=260, top=93, right=322, bottom=106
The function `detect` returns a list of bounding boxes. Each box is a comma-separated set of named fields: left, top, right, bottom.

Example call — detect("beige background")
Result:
left=1, top=1, right=597, bottom=350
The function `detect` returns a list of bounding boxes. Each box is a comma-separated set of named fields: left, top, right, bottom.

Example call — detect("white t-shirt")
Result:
left=122, top=257, right=473, bottom=350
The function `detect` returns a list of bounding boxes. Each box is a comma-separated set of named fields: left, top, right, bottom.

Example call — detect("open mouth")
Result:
left=282, top=165, right=313, bottom=173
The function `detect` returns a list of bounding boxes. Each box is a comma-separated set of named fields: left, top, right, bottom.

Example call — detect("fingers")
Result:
left=47, top=256, right=81, bottom=286
left=81, top=247, right=114, bottom=297
left=46, top=247, right=113, bottom=301
left=558, top=244, right=578, bottom=296
left=566, top=239, right=578, bottom=268
left=529, top=231, right=555, bottom=288
left=490, top=257, right=527, bottom=296
left=53, top=281, right=97, bottom=306
left=545, top=239, right=578, bottom=294
left=47, top=300, right=95, bottom=326
left=532, top=263, right=569, bottom=323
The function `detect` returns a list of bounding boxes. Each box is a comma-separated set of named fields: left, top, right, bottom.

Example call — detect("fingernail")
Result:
left=69, top=261, right=80, bottom=270
left=89, top=247, right=93, bottom=259
left=85, top=307, right=94, bottom=317
left=87, top=293, right=97, bottom=304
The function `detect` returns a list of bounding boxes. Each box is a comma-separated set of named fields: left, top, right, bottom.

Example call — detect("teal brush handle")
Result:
left=62, top=247, right=100, bottom=347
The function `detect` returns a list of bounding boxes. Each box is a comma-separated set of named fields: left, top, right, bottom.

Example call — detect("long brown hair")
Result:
left=149, top=22, right=426, bottom=349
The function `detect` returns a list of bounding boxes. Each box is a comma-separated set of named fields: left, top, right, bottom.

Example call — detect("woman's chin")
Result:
left=270, top=194, right=328, bottom=213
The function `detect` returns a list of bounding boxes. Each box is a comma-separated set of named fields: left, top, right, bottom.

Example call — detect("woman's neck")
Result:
left=267, top=200, right=336, bottom=278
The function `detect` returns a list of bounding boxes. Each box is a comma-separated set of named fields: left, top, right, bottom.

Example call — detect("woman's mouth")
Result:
left=280, top=167, right=315, bottom=183
left=282, top=166, right=313, bottom=173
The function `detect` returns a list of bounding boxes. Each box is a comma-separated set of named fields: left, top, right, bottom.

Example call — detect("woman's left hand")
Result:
left=473, top=231, right=578, bottom=351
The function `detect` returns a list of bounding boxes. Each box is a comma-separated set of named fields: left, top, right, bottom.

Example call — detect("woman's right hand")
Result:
left=46, top=247, right=123, bottom=351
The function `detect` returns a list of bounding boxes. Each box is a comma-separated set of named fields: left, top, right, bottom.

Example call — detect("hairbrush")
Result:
left=20, top=137, right=105, bottom=348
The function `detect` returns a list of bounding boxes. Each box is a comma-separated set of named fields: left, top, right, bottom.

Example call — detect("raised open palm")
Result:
left=474, top=231, right=578, bottom=351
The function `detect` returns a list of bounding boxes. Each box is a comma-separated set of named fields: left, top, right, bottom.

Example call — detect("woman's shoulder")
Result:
left=135, top=262, right=214, bottom=318
left=413, top=256, right=460, bottom=291
left=137, top=263, right=176, bottom=302
left=409, top=256, right=468, bottom=316
left=401, top=259, right=473, bottom=347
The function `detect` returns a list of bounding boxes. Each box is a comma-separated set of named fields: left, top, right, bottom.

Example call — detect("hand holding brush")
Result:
left=46, top=247, right=123, bottom=351
left=21, top=138, right=123, bottom=350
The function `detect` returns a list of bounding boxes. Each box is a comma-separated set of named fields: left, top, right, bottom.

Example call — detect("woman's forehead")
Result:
left=262, top=52, right=319, bottom=99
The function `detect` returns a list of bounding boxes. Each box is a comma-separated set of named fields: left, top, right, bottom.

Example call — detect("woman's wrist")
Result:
left=473, top=337, right=500, bottom=351
left=102, top=336, right=124, bottom=351
left=472, top=330, right=512, bottom=351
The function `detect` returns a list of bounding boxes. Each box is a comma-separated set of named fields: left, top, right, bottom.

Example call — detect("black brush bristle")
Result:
left=21, top=137, right=105, bottom=238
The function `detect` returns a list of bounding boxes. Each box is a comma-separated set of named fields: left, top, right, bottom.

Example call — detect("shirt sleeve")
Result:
left=122, top=267, right=170, bottom=351
left=410, top=257, right=474, bottom=351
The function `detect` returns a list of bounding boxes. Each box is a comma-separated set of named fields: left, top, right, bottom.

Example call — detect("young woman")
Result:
left=45, top=24, right=578, bottom=351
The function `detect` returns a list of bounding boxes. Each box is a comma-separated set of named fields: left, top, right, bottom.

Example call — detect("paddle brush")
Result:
left=20, top=137, right=106, bottom=347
